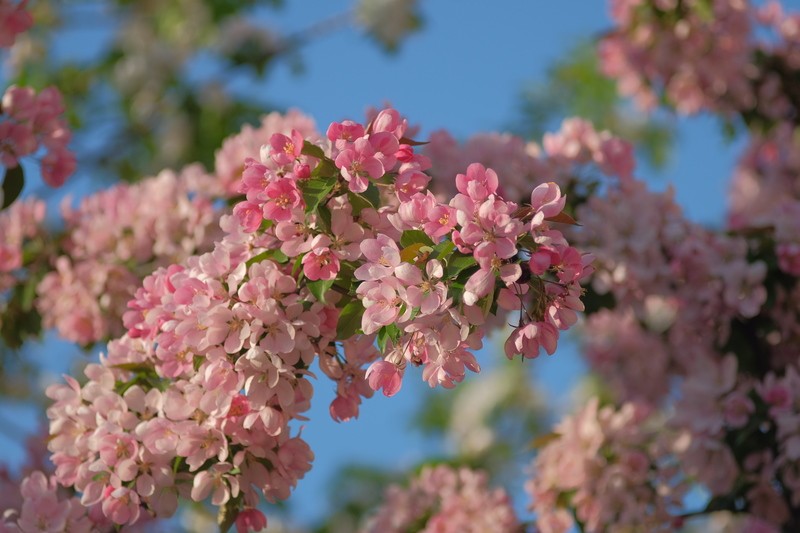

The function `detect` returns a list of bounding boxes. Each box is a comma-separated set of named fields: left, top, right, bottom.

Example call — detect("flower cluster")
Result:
left=672, top=356, right=800, bottom=526
left=362, top=465, right=519, bottom=533
left=425, top=117, right=634, bottom=204
left=574, top=177, right=767, bottom=403
left=0, top=0, right=32, bottom=49
left=1, top=85, right=75, bottom=188
left=527, top=397, right=685, bottom=533
left=42, top=107, right=589, bottom=526
left=35, top=166, right=220, bottom=345
left=601, top=0, right=800, bottom=120
left=0, top=471, right=100, bottom=532
left=212, top=109, right=319, bottom=196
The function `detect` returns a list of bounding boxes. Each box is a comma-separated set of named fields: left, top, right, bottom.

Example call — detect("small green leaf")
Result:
left=301, top=140, right=326, bottom=159
left=445, top=252, right=477, bottom=279
left=377, top=324, right=402, bottom=352
left=400, top=230, right=434, bottom=248
left=362, top=182, right=381, bottom=208
left=430, top=240, right=455, bottom=262
left=376, top=327, right=389, bottom=353
left=299, top=176, right=337, bottom=213
left=348, top=190, right=377, bottom=216
left=111, top=362, right=155, bottom=373
left=336, top=299, right=365, bottom=340
left=307, top=278, right=335, bottom=303
left=316, top=205, right=332, bottom=233
left=2, top=165, right=24, bottom=209
left=311, top=158, right=339, bottom=179
left=246, top=248, right=289, bottom=267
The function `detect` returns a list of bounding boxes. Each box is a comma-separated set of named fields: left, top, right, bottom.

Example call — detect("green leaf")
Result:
left=316, top=205, right=332, bottom=233
left=301, top=140, right=326, bottom=160
left=311, top=158, right=339, bottom=179
left=111, top=362, right=155, bottom=373
left=299, top=176, right=337, bottom=213
left=336, top=299, right=365, bottom=340
left=376, top=327, right=389, bottom=353
left=377, top=323, right=401, bottom=353
left=400, top=230, right=434, bottom=248
left=362, top=182, right=381, bottom=208
left=307, top=278, right=335, bottom=303
left=445, top=252, right=477, bottom=279
left=2, top=165, right=24, bottom=210
left=429, top=240, right=455, bottom=262
left=246, top=248, right=289, bottom=267
left=348, top=189, right=378, bottom=216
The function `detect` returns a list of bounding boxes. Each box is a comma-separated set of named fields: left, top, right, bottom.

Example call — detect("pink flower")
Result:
left=236, top=508, right=268, bottom=533
left=102, top=486, right=141, bottom=525
left=262, top=178, right=303, bottom=222
left=455, top=163, right=498, bottom=201
left=365, top=360, right=403, bottom=397
left=355, top=234, right=401, bottom=281
left=326, top=119, right=365, bottom=150
left=330, top=394, right=360, bottom=422
left=302, top=235, right=340, bottom=281
left=504, top=321, right=559, bottom=359
left=191, top=463, right=239, bottom=506
left=529, top=182, right=566, bottom=229
left=359, top=281, right=404, bottom=334
left=335, top=138, right=384, bottom=193
left=269, top=129, right=304, bottom=166
left=233, top=201, right=263, bottom=232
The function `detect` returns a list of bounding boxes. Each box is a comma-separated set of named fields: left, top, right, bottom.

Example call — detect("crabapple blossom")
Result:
left=40, top=107, right=589, bottom=528
left=528, top=397, right=685, bottom=533
left=362, top=465, right=519, bottom=533
left=1, top=85, right=75, bottom=187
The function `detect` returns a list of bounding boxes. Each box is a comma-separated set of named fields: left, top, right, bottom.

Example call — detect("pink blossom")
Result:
left=236, top=508, right=268, bottom=533
left=365, top=360, right=403, bottom=397
left=101, top=486, right=141, bottom=525
left=262, top=178, right=303, bottom=222
left=335, top=138, right=384, bottom=193
left=302, top=235, right=340, bottom=281
left=504, top=321, right=559, bottom=359
left=269, top=129, right=304, bottom=166
left=529, top=181, right=566, bottom=229
left=455, top=163, right=498, bottom=201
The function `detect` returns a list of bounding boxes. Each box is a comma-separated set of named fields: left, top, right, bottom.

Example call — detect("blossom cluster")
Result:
left=1, top=85, right=75, bottom=188
left=362, top=465, right=519, bottom=532
left=39, top=107, right=589, bottom=527
left=4, top=110, right=321, bottom=347
left=670, top=356, right=800, bottom=527
left=0, top=471, right=100, bottom=533
left=0, top=0, right=32, bottom=49
left=575, top=177, right=767, bottom=404
left=424, top=117, right=634, bottom=204
left=35, top=166, right=220, bottom=345
left=601, top=0, right=800, bottom=119
left=527, top=397, right=685, bottom=533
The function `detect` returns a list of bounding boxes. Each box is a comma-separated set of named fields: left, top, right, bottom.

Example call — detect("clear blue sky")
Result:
left=7, top=0, right=800, bottom=529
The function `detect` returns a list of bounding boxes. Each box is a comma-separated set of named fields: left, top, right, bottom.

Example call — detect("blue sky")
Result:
left=6, top=0, right=800, bottom=529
